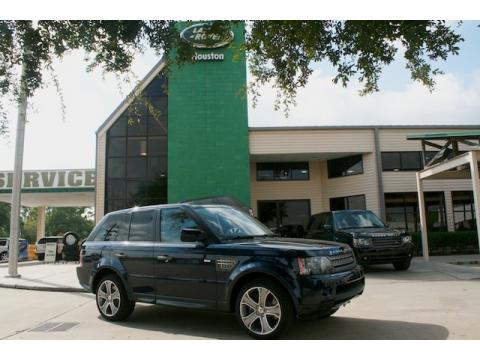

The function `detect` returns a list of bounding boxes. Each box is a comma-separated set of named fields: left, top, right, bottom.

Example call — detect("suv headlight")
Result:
left=352, top=236, right=372, bottom=247
left=401, top=235, right=412, bottom=244
left=297, top=257, right=333, bottom=275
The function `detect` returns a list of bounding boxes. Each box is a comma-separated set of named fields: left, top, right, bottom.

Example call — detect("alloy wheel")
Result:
left=239, top=286, right=282, bottom=335
left=0, top=253, right=8, bottom=261
left=97, top=280, right=121, bottom=317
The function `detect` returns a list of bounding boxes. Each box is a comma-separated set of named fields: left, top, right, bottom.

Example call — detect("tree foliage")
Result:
left=0, top=20, right=464, bottom=131
left=0, top=204, right=94, bottom=242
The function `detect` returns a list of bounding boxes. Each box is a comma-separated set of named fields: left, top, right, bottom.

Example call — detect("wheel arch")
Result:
left=91, top=266, right=132, bottom=299
left=228, top=269, right=300, bottom=315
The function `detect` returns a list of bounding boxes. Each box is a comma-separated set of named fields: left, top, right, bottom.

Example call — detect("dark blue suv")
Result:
left=77, top=204, right=364, bottom=339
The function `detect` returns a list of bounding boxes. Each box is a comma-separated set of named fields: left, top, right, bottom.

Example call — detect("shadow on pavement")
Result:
left=110, top=304, right=449, bottom=340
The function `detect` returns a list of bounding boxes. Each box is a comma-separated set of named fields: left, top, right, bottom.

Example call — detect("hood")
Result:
left=214, top=236, right=351, bottom=257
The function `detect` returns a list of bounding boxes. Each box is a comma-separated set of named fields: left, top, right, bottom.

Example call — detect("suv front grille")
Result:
left=329, top=251, right=355, bottom=269
left=370, top=234, right=402, bottom=247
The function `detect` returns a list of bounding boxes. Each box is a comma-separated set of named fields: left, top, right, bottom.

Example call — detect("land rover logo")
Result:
left=180, top=23, right=234, bottom=49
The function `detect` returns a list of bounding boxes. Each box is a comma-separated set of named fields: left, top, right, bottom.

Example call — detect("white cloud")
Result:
left=248, top=69, right=480, bottom=127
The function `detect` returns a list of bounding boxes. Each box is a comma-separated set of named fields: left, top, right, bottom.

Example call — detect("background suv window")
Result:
left=129, top=210, right=155, bottom=242
left=160, top=208, right=199, bottom=243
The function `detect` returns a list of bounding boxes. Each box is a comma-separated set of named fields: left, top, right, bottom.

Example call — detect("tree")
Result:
left=0, top=20, right=464, bottom=131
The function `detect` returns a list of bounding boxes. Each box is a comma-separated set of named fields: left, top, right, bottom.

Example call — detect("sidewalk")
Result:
left=0, top=262, right=84, bottom=292
left=1, top=255, right=479, bottom=293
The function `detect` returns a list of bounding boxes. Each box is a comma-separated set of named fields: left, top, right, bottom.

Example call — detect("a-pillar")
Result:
left=36, top=206, right=46, bottom=241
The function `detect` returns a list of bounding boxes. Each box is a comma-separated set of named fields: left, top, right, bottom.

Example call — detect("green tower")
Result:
left=167, top=22, right=250, bottom=206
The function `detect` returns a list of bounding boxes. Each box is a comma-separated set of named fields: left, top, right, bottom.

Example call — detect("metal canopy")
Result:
left=413, top=149, right=480, bottom=261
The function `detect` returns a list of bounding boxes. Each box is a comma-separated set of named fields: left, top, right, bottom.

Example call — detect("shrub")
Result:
left=412, top=231, right=479, bottom=256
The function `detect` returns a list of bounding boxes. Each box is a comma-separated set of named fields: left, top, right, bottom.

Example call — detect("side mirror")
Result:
left=323, top=224, right=333, bottom=232
left=181, top=228, right=207, bottom=243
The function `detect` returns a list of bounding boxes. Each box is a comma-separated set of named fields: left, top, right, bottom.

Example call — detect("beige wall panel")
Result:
left=250, top=161, right=323, bottom=215
left=382, top=172, right=473, bottom=193
left=249, top=129, right=375, bottom=155
left=319, top=153, right=380, bottom=215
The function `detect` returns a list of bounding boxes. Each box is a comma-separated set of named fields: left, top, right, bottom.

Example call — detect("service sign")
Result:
left=180, top=23, right=234, bottom=49
left=44, top=242, right=57, bottom=263
left=0, top=169, right=95, bottom=191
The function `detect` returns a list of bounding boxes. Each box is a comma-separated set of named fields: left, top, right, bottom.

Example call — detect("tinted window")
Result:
left=327, top=155, right=363, bottom=178
left=257, top=200, right=310, bottom=237
left=334, top=211, right=385, bottom=230
left=161, top=208, right=199, bottom=243
left=330, top=195, right=366, bottom=211
left=382, top=152, right=436, bottom=171
left=0, top=240, right=6, bottom=246
left=129, top=210, right=155, bottom=242
left=92, top=213, right=130, bottom=242
left=256, top=162, right=309, bottom=181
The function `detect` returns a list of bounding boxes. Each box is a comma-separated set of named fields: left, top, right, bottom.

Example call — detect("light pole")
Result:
left=7, top=58, right=28, bottom=278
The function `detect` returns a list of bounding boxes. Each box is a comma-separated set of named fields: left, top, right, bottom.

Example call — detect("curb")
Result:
left=0, top=260, right=43, bottom=268
left=0, top=283, right=86, bottom=293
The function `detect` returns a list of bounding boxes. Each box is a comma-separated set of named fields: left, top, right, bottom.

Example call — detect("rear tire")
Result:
left=36, top=253, right=44, bottom=261
left=393, top=258, right=411, bottom=271
left=235, top=278, right=295, bottom=339
left=95, top=274, right=135, bottom=321
left=0, top=252, right=8, bottom=261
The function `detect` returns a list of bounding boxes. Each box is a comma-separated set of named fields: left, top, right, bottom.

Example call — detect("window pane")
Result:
left=278, top=200, right=310, bottom=228
left=108, top=137, right=126, bottom=157
left=108, top=158, right=125, bottom=178
left=127, top=138, right=148, bottom=157
left=256, top=162, right=309, bottom=181
left=148, top=136, right=167, bottom=156
left=401, top=152, right=422, bottom=171
left=327, top=155, right=363, bottom=178
left=348, top=195, right=366, bottom=210
left=127, top=118, right=147, bottom=136
left=109, top=198, right=126, bottom=213
left=148, top=117, right=168, bottom=136
left=330, top=197, right=346, bottom=211
left=126, top=157, right=147, bottom=179
left=107, top=179, right=125, bottom=199
left=127, top=181, right=147, bottom=199
left=148, top=157, right=167, bottom=179
left=109, top=116, right=127, bottom=137
left=129, top=210, right=155, bottom=242
left=257, top=202, right=278, bottom=230
left=381, top=152, right=401, bottom=171
left=160, top=208, right=199, bottom=243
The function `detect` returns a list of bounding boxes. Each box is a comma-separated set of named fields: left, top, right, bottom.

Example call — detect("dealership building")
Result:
left=93, top=22, right=479, bottom=236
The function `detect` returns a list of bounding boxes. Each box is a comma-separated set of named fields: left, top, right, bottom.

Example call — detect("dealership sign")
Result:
left=181, top=23, right=234, bottom=62
left=180, top=23, right=234, bottom=49
left=0, top=170, right=95, bottom=190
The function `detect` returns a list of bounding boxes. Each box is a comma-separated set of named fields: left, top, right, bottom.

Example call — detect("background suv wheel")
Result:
left=0, top=252, right=8, bottom=261
left=95, top=274, right=135, bottom=321
left=393, top=258, right=411, bottom=271
left=235, top=278, right=294, bottom=339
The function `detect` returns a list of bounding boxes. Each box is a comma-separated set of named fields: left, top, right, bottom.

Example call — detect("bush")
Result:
left=412, top=231, right=479, bottom=256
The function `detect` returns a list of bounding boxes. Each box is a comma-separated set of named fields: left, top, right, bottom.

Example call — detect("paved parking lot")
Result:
left=1, top=260, right=479, bottom=340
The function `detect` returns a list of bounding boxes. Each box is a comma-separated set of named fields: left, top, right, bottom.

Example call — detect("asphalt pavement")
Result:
left=0, top=258, right=479, bottom=340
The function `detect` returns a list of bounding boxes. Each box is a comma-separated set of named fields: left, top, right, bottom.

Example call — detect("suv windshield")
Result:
left=334, top=211, right=385, bottom=230
left=192, top=206, right=273, bottom=241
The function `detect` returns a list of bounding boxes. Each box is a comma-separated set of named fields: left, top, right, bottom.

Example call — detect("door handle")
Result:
left=157, top=255, right=171, bottom=263
left=114, top=253, right=127, bottom=259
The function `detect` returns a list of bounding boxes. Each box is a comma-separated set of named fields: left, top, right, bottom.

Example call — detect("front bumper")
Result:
left=296, top=265, right=365, bottom=316
left=354, top=243, right=414, bottom=265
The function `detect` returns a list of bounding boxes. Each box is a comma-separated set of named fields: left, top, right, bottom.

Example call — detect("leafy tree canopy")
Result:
left=0, top=20, right=463, bottom=131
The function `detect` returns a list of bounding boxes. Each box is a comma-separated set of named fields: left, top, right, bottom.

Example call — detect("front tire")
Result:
left=393, top=258, right=411, bottom=271
left=36, top=253, right=44, bottom=261
left=235, top=279, right=294, bottom=339
left=0, top=252, right=8, bottom=261
left=95, top=274, right=135, bottom=321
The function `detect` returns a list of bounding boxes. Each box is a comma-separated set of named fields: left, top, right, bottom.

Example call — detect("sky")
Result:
left=0, top=21, right=479, bottom=171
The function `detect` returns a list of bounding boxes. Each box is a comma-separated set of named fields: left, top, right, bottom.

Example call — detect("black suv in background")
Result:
left=77, top=204, right=364, bottom=339
left=305, top=210, right=414, bottom=271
